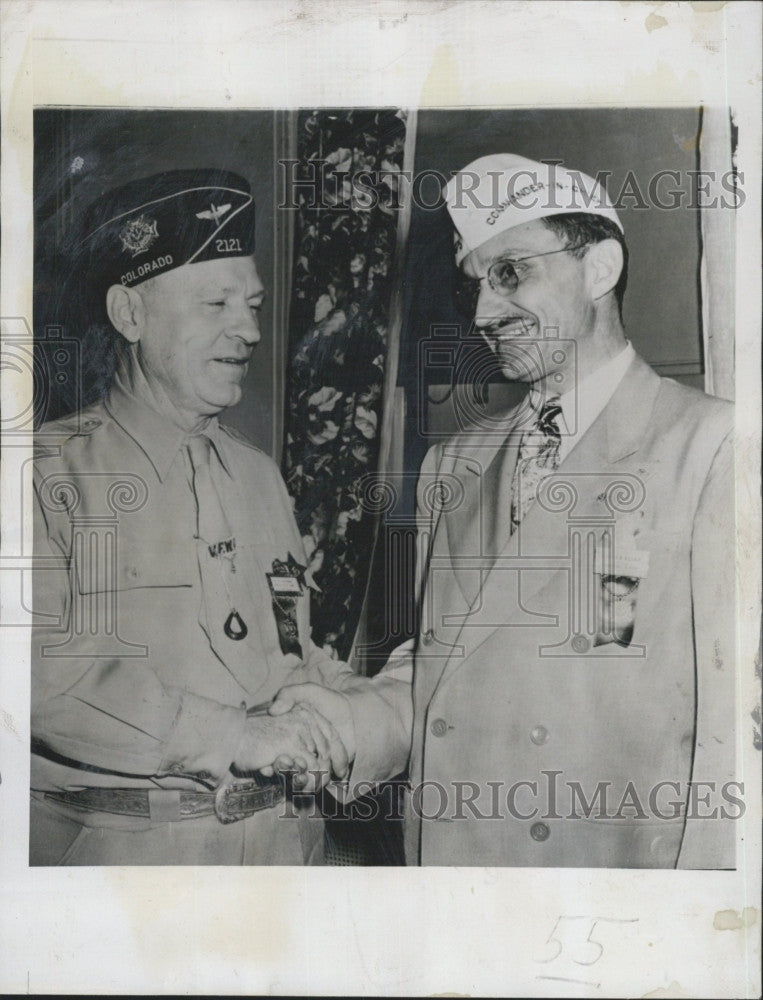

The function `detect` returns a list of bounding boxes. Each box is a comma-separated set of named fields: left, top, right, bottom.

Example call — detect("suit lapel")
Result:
left=443, top=409, right=523, bottom=605
left=483, top=437, right=520, bottom=563
left=435, top=354, right=663, bottom=683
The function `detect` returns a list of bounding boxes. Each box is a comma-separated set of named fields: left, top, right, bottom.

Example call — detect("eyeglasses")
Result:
left=454, top=245, right=586, bottom=317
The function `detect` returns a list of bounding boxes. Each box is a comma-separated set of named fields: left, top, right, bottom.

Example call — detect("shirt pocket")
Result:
left=73, top=543, right=195, bottom=595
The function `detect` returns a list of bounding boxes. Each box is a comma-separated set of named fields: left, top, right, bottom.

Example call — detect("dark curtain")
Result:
left=281, top=109, right=409, bottom=865
left=282, top=109, right=408, bottom=663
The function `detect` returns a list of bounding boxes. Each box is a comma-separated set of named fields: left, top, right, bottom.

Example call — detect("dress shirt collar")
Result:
left=557, top=341, right=635, bottom=459
left=105, top=366, right=231, bottom=481
left=526, top=341, right=635, bottom=460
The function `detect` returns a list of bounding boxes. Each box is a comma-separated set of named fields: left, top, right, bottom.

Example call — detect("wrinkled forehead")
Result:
left=460, top=219, right=561, bottom=277
left=139, top=254, right=263, bottom=299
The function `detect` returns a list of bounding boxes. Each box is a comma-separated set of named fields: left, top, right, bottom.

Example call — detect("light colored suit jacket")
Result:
left=348, top=354, right=736, bottom=868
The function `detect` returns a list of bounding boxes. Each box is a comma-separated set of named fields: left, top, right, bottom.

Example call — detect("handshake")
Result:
left=232, top=684, right=356, bottom=793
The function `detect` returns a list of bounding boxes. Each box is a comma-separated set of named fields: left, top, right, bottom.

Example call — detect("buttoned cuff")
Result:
left=158, top=692, right=247, bottom=786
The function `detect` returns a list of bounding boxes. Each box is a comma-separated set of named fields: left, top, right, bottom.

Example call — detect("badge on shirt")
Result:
left=593, top=512, right=650, bottom=578
left=593, top=515, right=648, bottom=648
left=268, top=553, right=306, bottom=657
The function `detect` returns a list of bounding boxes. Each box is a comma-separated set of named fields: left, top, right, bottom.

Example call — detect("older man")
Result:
left=273, top=154, right=737, bottom=868
left=31, top=168, right=355, bottom=866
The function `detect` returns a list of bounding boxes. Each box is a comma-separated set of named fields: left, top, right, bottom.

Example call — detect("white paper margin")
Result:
left=1, top=2, right=760, bottom=996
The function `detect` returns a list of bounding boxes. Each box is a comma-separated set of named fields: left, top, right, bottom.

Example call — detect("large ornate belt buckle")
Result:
left=214, top=778, right=284, bottom=824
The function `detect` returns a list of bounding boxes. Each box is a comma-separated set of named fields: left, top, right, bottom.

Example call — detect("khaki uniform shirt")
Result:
left=31, top=375, right=357, bottom=865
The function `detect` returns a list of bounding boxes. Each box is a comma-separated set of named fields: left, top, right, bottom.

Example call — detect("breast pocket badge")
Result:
left=593, top=519, right=650, bottom=648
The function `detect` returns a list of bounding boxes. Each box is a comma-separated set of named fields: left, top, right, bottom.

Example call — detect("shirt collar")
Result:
left=556, top=341, right=635, bottom=443
left=105, top=368, right=231, bottom=481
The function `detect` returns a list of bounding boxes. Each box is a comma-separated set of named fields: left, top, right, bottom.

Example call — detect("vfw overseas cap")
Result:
left=443, top=154, right=623, bottom=265
left=80, top=168, right=256, bottom=289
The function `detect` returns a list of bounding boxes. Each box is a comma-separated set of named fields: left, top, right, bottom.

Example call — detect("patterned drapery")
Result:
left=282, top=109, right=407, bottom=662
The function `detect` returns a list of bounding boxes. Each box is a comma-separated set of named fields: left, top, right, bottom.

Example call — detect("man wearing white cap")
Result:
left=271, top=154, right=736, bottom=868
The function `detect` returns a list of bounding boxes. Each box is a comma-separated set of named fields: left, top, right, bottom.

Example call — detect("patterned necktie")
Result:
left=510, top=398, right=563, bottom=533
left=187, top=434, right=249, bottom=644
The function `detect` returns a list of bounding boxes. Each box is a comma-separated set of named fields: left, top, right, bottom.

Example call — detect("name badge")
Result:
left=268, top=554, right=307, bottom=658
left=267, top=574, right=303, bottom=596
left=594, top=546, right=650, bottom=579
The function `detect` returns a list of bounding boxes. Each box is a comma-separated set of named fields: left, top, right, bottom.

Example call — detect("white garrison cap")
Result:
left=443, top=153, right=623, bottom=265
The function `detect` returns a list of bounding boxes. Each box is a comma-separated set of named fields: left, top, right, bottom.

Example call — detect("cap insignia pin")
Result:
left=196, top=203, right=232, bottom=226
left=119, top=215, right=159, bottom=257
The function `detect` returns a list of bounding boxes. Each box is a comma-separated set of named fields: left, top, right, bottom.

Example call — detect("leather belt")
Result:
left=44, top=777, right=285, bottom=824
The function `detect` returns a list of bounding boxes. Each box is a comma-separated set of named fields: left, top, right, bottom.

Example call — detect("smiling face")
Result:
left=462, top=219, right=596, bottom=387
left=134, top=255, right=265, bottom=423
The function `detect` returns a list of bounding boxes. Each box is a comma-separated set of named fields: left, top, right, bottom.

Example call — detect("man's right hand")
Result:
left=264, top=683, right=357, bottom=792
left=232, top=703, right=349, bottom=785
